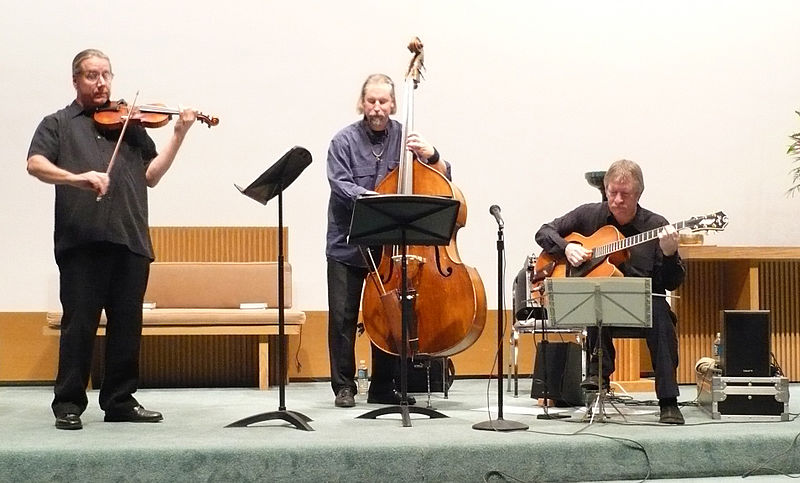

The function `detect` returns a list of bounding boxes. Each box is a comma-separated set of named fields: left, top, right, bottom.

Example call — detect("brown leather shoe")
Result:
left=659, top=405, right=685, bottom=425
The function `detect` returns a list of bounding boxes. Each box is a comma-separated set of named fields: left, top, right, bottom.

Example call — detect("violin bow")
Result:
left=97, top=90, right=140, bottom=202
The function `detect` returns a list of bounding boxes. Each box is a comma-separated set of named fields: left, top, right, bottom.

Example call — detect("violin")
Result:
left=94, top=93, right=217, bottom=202
left=93, top=100, right=219, bottom=130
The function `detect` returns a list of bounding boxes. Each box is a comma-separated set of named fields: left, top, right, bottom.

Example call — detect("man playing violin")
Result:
left=26, top=48, right=198, bottom=430
left=535, top=159, right=686, bottom=424
left=326, top=73, right=449, bottom=408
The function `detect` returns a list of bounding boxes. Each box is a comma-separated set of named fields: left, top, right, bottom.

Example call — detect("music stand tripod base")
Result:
left=357, top=404, right=448, bottom=428
left=472, top=418, right=528, bottom=431
left=583, top=388, right=626, bottom=424
left=226, top=410, right=313, bottom=431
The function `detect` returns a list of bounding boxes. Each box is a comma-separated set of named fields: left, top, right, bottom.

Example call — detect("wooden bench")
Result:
left=45, top=261, right=305, bottom=389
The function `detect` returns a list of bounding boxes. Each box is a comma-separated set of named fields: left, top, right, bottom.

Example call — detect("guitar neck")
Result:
left=593, top=219, right=691, bottom=258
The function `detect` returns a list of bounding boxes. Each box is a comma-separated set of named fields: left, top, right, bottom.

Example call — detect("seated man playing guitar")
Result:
left=534, top=159, right=686, bottom=424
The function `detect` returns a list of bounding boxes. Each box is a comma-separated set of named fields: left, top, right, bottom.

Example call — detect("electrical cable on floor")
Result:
left=742, top=430, right=800, bottom=479
left=482, top=469, right=527, bottom=482
left=485, top=426, right=653, bottom=483
left=293, top=327, right=303, bottom=372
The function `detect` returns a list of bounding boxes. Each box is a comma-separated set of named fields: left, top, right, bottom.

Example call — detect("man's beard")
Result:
left=366, top=113, right=387, bottom=131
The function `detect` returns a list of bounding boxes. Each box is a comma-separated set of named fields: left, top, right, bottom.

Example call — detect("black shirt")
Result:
left=28, top=100, right=158, bottom=261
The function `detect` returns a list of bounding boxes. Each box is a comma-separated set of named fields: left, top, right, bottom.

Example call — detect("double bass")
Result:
left=361, top=38, right=487, bottom=357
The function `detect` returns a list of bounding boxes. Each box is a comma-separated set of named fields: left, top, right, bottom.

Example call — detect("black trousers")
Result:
left=585, top=299, right=680, bottom=400
left=52, top=242, right=150, bottom=417
left=327, top=259, right=400, bottom=396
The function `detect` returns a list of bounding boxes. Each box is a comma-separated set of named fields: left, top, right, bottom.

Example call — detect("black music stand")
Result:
left=545, top=277, right=652, bottom=423
left=226, top=146, right=313, bottom=431
left=348, top=193, right=459, bottom=427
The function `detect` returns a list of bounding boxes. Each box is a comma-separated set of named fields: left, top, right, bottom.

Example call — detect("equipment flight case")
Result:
left=697, top=370, right=790, bottom=421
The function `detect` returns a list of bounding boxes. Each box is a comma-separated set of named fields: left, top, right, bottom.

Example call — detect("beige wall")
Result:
left=5, top=1, right=800, bottom=316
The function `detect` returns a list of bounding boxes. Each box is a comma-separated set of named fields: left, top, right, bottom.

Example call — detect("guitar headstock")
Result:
left=687, top=211, right=728, bottom=232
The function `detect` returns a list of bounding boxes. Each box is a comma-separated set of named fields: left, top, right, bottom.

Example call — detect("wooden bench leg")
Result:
left=258, top=335, right=269, bottom=390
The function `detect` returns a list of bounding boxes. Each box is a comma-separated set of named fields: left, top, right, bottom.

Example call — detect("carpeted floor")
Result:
left=1, top=379, right=798, bottom=482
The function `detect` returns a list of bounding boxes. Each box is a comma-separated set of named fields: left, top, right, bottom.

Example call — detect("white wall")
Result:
left=3, top=0, right=800, bottom=311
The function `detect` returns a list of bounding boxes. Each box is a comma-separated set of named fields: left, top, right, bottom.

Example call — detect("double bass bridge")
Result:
left=390, top=254, right=426, bottom=281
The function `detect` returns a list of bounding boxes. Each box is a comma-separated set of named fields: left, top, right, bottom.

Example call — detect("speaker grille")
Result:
left=721, top=310, right=770, bottom=377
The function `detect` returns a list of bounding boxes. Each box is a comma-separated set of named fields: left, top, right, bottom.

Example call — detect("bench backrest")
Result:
left=144, top=262, right=292, bottom=309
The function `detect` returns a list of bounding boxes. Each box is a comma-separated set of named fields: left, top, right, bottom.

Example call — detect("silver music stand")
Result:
left=545, top=277, right=652, bottom=423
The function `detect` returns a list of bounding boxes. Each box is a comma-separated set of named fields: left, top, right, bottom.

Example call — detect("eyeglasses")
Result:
left=81, top=70, right=114, bottom=82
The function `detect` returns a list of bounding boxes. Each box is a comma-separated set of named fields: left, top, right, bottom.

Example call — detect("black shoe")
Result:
left=367, top=390, right=416, bottom=405
left=580, top=375, right=610, bottom=391
left=104, top=405, right=163, bottom=423
left=659, top=405, right=685, bottom=425
left=55, top=413, right=82, bottom=430
left=334, top=387, right=355, bottom=408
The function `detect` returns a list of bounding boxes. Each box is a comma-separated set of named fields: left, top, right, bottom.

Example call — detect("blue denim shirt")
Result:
left=325, top=118, right=452, bottom=267
left=326, top=119, right=403, bottom=267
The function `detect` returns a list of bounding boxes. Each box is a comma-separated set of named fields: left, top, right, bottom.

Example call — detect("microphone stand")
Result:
left=474, top=214, right=527, bottom=432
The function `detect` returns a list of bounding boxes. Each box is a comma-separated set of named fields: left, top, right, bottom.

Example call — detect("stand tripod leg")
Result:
left=226, top=410, right=313, bottom=431
left=583, top=388, right=626, bottom=424
left=424, top=359, right=433, bottom=409
left=357, top=403, right=447, bottom=428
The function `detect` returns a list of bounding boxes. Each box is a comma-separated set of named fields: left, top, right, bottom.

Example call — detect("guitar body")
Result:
left=533, top=225, right=629, bottom=282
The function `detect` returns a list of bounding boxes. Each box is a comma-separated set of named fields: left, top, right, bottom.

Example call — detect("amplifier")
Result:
left=531, top=341, right=584, bottom=407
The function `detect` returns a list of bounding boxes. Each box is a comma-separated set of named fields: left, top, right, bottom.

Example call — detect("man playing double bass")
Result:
left=535, top=159, right=686, bottom=424
left=325, top=73, right=450, bottom=408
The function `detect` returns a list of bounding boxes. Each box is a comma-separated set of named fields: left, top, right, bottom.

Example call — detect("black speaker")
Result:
left=721, top=310, right=770, bottom=377
left=531, top=341, right=583, bottom=406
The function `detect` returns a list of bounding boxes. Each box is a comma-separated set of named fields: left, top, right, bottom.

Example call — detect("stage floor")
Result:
left=1, top=378, right=798, bottom=482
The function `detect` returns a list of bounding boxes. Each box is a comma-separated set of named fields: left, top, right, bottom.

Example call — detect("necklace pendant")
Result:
left=371, top=143, right=384, bottom=163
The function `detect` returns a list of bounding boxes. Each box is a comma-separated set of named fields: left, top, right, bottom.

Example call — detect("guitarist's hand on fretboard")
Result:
left=565, top=242, right=592, bottom=267
left=658, top=225, right=680, bottom=256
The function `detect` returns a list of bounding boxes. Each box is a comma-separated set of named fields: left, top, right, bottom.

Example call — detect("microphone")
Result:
left=489, top=204, right=504, bottom=228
